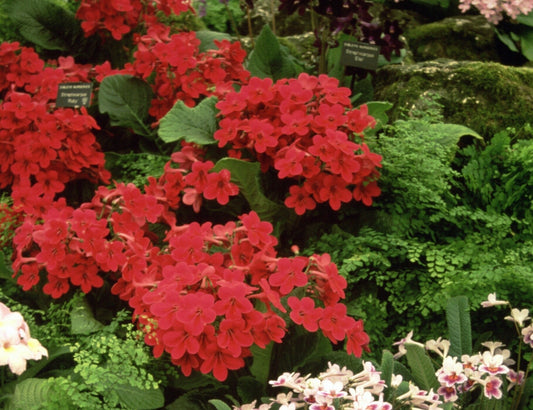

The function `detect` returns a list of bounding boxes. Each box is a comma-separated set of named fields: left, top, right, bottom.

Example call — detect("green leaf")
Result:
left=379, top=350, right=394, bottom=390
left=158, top=97, right=218, bottom=145
left=236, top=377, right=264, bottom=405
left=196, top=30, right=232, bottom=52
left=446, top=296, right=472, bottom=357
left=430, top=123, right=483, bottom=146
left=405, top=343, right=439, bottom=391
left=208, top=399, right=233, bottom=410
left=365, top=101, right=393, bottom=136
left=495, top=29, right=520, bottom=53
left=0, top=250, right=13, bottom=280
left=70, top=296, right=104, bottom=335
left=165, top=390, right=214, bottom=410
left=3, top=0, right=82, bottom=52
left=7, top=378, right=51, bottom=409
left=98, top=74, right=154, bottom=137
left=516, top=11, right=533, bottom=27
left=113, top=384, right=165, bottom=410
left=246, top=25, right=301, bottom=81
left=519, top=27, right=533, bottom=61
left=249, top=343, right=274, bottom=386
left=211, top=158, right=289, bottom=224
left=517, top=373, right=533, bottom=410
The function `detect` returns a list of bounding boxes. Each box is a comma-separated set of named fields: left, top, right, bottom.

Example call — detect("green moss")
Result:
left=374, top=60, right=533, bottom=138
left=405, top=16, right=500, bottom=62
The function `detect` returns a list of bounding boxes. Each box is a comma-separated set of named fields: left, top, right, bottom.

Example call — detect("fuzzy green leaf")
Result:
left=380, top=350, right=394, bottom=390
left=249, top=343, right=274, bottom=386
left=405, top=343, right=439, bottom=391
left=4, top=0, right=82, bottom=52
left=236, top=377, right=264, bottom=405
left=446, top=296, right=472, bottom=357
left=7, top=378, right=52, bottom=409
left=158, top=97, right=218, bottom=145
left=431, top=123, right=483, bottom=145
left=113, top=384, right=165, bottom=410
left=246, top=25, right=300, bottom=81
left=196, top=30, right=232, bottom=52
left=98, top=75, right=153, bottom=137
left=208, top=399, right=233, bottom=410
left=70, top=297, right=104, bottom=335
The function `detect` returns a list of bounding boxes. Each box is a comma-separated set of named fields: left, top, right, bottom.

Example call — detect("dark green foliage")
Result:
left=105, top=152, right=169, bottom=188
left=246, top=25, right=303, bottom=81
left=199, top=0, right=245, bottom=35
left=307, top=96, right=533, bottom=356
left=1, top=0, right=129, bottom=65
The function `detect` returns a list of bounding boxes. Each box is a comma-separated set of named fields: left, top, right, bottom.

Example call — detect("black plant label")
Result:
left=56, top=83, right=93, bottom=108
left=341, top=41, right=380, bottom=70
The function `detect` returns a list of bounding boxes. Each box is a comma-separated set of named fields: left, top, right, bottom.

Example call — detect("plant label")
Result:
left=341, top=41, right=380, bottom=70
left=56, top=83, right=93, bottom=108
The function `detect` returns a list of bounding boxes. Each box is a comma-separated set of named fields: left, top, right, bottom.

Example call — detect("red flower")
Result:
left=239, top=211, right=275, bottom=247
left=42, top=274, right=70, bottom=298
left=69, top=262, right=104, bottom=293
left=177, top=293, right=217, bottom=336
left=312, top=103, right=345, bottom=131
left=217, top=317, right=254, bottom=357
left=274, top=146, right=305, bottom=179
left=284, top=185, right=316, bottom=215
left=353, top=181, right=381, bottom=206
left=214, top=281, right=255, bottom=318
left=203, top=169, right=239, bottom=205
left=16, top=263, right=41, bottom=291
left=288, top=296, right=323, bottom=332
left=318, top=175, right=353, bottom=210
left=268, top=257, right=308, bottom=295
left=162, top=326, right=201, bottom=360
left=319, top=303, right=354, bottom=342
left=240, top=77, right=274, bottom=105
left=199, top=342, right=245, bottom=381
left=346, top=320, right=370, bottom=357
left=246, top=119, right=277, bottom=153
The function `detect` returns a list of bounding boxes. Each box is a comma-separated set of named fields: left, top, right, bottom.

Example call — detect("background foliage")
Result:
left=307, top=96, right=533, bottom=357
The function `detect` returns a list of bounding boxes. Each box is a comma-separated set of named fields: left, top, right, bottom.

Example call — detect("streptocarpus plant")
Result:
left=171, top=72, right=382, bottom=215
left=12, top=146, right=370, bottom=382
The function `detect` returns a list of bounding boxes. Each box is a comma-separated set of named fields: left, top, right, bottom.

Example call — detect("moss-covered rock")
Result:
left=404, top=15, right=501, bottom=62
left=373, top=60, right=533, bottom=138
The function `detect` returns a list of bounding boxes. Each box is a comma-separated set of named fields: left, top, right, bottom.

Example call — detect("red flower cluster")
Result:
left=12, top=146, right=369, bottom=381
left=76, top=0, right=193, bottom=40
left=214, top=74, right=382, bottom=214
left=0, top=42, right=110, bottom=217
left=127, top=213, right=369, bottom=381
left=12, top=148, right=239, bottom=299
left=96, top=31, right=249, bottom=120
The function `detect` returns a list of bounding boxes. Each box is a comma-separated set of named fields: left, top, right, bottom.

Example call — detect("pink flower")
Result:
left=482, top=376, right=503, bottom=399
left=481, top=293, right=508, bottom=308
left=522, top=324, right=533, bottom=348
left=0, top=302, right=48, bottom=375
left=436, top=356, right=468, bottom=387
